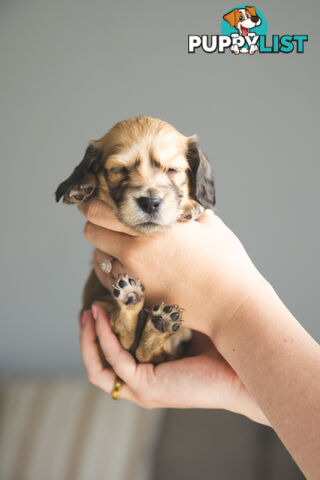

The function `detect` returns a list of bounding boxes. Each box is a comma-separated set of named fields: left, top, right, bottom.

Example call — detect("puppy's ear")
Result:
left=223, top=9, right=236, bottom=27
left=245, top=6, right=257, bottom=16
left=186, top=136, right=216, bottom=209
left=55, top=142, right=102, bottom=204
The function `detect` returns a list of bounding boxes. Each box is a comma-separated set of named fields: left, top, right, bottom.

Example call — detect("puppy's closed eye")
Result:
left=110, top=166, right=129, bottom=175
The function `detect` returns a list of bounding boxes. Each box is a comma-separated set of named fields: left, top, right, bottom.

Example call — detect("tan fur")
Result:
left=55, top=116, right=215, bottom=364
left=92, top=117, right=198, bottom=233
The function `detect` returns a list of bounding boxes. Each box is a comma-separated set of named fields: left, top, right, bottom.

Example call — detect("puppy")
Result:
left=55, top=116, right=215, bottom=364
left=223, top=6, right=261, bottom=54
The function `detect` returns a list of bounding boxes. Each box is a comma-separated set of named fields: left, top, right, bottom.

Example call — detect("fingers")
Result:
left=81, top=307, right=158, bottom=408
left=91, top=305, right=137, bottom=384
left=80, top=309, right=134, bottom=401
left=84, top=222, right=130, bottom=261
left=78, top=199, right=138, bottom=236
left=80, top=310, right=113, bottom=390
left=92, top=253, right=115, bottom=291
left=93, top=249, right=127, bottom=288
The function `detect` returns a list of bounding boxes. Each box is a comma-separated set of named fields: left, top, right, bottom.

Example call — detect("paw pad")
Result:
left=112, top=274, right=145, bottom=306
left=151, top=303, right=184, bottom=334
left=68, top=181, right=96, bottom=203
left=56, top=172, right=97, bottom=205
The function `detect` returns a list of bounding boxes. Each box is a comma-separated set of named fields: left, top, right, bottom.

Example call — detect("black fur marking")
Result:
left=186, top=141, right=216, bottom=209
left=128, top=309, right=149, bottom=359
left=150, top=155, right=162, bottom=169
left=168, top=177, right=184, bottom=200
left=55, top=144, right=102, bottom=202
left=102, top=167, right=109, bottom=182
left=103, top=161, right=130, bottom=206
left=108, top=176, right=129, bottom=204
left=132, top=158, right=141, bottom=170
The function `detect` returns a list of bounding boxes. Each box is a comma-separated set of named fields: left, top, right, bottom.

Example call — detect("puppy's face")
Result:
left=97, top=121, right=192, bottom=232
left=223, top=7, right=261, bottom=34
left=55, top=116, right=215, bottom=233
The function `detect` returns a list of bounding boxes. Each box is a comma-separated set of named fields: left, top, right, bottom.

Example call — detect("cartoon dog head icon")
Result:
left=223, top=6, right=261, bottom=36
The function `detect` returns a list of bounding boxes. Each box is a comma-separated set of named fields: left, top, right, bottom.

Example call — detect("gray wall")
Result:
left=0, top=0, right=318, bottom=374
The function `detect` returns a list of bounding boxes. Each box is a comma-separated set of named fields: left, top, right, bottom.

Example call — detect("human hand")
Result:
left=79, top=305, right=269, bottom=425
left=79, top=199, right=265, bottom=337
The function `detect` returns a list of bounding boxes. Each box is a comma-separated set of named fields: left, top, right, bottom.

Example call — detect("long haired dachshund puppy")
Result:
left=56, top=116, right=215, bottom=364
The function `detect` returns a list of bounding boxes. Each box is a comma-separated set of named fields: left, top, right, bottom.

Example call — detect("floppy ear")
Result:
left=186, top=136, right=216, bottom=209
left=55, top=142, right=102, bottom=204
left=245, top=6, right=257, bottom=16
left=223, top=9, right=236, bottom=27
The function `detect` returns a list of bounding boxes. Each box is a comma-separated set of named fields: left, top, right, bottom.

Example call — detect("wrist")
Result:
left=206, top=269, right=269, bottom=341
left=210, top=274, right=276, bottom=357
left=232, top=382, right=271, bottom=426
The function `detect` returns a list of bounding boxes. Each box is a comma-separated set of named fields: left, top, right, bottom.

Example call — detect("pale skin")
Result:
left=78, top=198, right=320, bottom=480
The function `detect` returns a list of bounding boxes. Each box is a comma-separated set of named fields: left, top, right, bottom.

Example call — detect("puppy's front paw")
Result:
left=55, top=173, right=97, bottom=204
left=112, top=274, right=145, bottom=307
left=151, top=303, right=184, bottom=334
left=179, top=200, right=204, bottom=221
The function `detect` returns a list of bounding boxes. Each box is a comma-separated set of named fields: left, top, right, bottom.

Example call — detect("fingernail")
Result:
left=81, top=310, right=89, bottom=327
left=91, top=304, right=98, bottom=320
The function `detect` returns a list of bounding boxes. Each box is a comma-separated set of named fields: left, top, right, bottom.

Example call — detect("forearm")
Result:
left=213, top=279, right=320, bottom=480
left=79, top=201, right=319, bottom=466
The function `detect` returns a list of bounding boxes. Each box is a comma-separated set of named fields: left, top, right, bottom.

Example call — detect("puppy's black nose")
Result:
left=137, top=196, right=162, bottom=214
left=251, top=15, right=259, bottom=23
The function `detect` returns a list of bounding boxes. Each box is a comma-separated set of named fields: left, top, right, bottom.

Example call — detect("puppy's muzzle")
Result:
left=251, top=15, right=260, bottom=24
left=137, top=196, right=162, bottom=214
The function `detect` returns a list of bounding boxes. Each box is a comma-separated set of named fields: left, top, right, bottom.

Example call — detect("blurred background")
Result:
left=0, top=0, right=317, bottom=478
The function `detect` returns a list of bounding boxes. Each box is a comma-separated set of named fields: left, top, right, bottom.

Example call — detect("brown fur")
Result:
left=223, top=6, right=258, bottom=28
left=55, top=116, right=215, bottom=364
left=245, top=6, right=257, bottom=17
